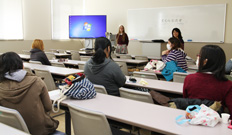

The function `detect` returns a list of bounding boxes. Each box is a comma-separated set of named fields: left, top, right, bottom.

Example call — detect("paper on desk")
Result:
left=139, top=78, right=148, bottom=85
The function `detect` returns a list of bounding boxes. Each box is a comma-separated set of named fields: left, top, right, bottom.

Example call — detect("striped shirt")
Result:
left=162, top=49, right=188, bottom=71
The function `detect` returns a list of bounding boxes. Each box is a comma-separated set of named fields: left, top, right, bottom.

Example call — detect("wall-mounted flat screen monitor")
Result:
left=69, top=15, right=107, bottom=39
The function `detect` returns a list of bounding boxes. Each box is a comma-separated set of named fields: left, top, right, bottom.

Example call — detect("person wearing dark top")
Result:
left=30, top=39, right=51, bottom=65
left=84, top=37, right=126, bottom=96
left=116, top=25, right=129, bottom=54
left=172, top=28, right=184, bottom=50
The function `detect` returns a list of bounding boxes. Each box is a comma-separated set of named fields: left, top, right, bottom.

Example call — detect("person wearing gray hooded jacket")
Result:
left=84, top=37, right=126, bottom=96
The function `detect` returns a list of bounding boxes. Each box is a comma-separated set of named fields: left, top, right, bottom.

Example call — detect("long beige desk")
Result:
left=23, top=63, right=83, bottom=76
left=79, top=57, right=148, bottom=65
left=18, top=54, right=30, bottom=60
left=50, top=59, right=86, bottom=66
left=54, top=53, right=72, bottom=57
left=113, top=58, right=148, bottom=65
left=49, top=90, right=231, bottom=135
left=116, top=54, right=162, bottom=60
left=125, top=76, right=183, bottom=95
left=0, top=122, right=30, bottom=135
left=188, top=64, right=198, bottom=71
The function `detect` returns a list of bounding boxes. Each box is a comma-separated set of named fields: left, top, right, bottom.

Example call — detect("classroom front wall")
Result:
left=0, top=0, right=231, bottom=60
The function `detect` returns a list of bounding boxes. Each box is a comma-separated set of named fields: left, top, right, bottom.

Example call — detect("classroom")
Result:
left=0, top=0, right=232, bottom=135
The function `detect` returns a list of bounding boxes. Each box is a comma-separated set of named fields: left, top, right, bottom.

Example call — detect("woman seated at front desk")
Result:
left=162, top=37, right=188, bottom=71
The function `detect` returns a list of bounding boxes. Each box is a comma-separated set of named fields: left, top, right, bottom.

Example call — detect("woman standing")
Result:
left=172, top=28, right=184, bottom=50
left=116, top=25, right=129, bottom=54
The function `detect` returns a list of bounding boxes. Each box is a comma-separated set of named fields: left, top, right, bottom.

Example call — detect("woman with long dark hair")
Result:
left=183, top=45, right=232, bottom=118
left=116, top=25, right=129, bottom=54
left=84, top=37, right=126, bottom=96
left=172, top=28, right=184, bottom=50
left=0, top=52, right=59, bottom=135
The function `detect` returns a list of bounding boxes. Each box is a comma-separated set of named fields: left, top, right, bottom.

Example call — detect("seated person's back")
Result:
left=0, top=52, right=58, bottom=135
left=84, top=37, right=126, bottom=96
left=183, top=45, right=232, bottom=118
left=162, top=37, right=187, bottom=71
left=30, top=39, right=51, bottom=65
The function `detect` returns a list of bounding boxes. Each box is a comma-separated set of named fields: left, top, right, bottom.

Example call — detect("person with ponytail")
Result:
left=116, top=25, right=129, bottom=54
left=84, top=37, right=126, bottom=96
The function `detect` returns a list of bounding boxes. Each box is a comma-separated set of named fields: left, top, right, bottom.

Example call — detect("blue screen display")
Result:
left=69, top=15, right=107, bottom=39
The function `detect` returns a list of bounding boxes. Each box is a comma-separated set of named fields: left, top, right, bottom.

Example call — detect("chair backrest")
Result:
left=29, top=60, right=42, bottom=65
left=173, top=72, right=188, bottom=83
left=135, top=56, right=148, bottom=61
left=70, top=51, right=80, bottom=60
left=94, top=84, right=107, bottom=94
left=119, top=87, right=154, bottom=104
left=133, top=71, right=158, bottom=80
left=120, top=55, right=132, bottom=59
left=0, top=106, right=30, bottom=133
left=78, top=63, right=85, bottom=70
left=115, top=61, right=129, bottom=76
left=45, top=52, right=56, bottom=60
left=80, top=57, right=90, bottom=61
left=68, top=104, right=112, bottom=135
left=34, top=69, right=56, bottom=91
left=51, top=62, right=65, bottom=67
left=22, top=50, right=30, bottom=55
left=24, top=67, right=33, bottom=74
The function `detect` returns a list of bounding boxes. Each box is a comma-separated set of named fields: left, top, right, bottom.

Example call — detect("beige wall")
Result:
left=0, top=0, right=231, bottom=61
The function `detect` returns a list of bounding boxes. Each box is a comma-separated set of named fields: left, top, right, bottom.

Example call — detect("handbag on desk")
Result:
left=52, top=74, right=96, bottom=113
left=144, top=60, right=165, bottom=71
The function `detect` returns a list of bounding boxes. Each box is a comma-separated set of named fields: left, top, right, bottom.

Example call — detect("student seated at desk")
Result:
left=183, top=45, right=232, bottom=118
left=30, top=39, right=51, bottom=65
left=0, top=52, right=59, bottom=135
left=84, top=37, right=126, bottom=96
left=152, top=45, right=232, bottom=118
left=162, top=37, right=187, bottom=71
left=225, top=58, right=232, bottom=74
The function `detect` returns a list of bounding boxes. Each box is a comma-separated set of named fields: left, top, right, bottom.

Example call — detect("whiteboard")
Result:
left=127, top=4, right=226, bottom=43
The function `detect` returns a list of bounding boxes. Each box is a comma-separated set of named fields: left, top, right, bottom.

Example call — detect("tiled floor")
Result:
left=51, top=110, right=152, bottom=135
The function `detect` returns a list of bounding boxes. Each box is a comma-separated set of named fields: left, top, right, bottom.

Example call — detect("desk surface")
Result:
left=116, top=54, right=162, bottom=60
left=23, top=63, right=83, bottom=76
left=50, top=59, right=86, bottom=66
left=0, top=123, right=30, bottom=135
left=49, top=90, right=231, bottom=135
left=54, top=53, right=72, bottom=57
left=125, top=76, right=183, bottom=95
left=113, top=58, right=148, bottom=64
left=18, top=54, right=30, bottom=60
left=188, top=64, right=198, bottom=70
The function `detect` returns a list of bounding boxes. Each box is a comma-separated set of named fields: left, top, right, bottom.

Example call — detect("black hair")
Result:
left=198, top=45, right=227, bottom=81
left=172, top=28, right=184, bottom=44
left=92, top=37, right=112, bottom=64
left=0, top=52, right=23, bottom=82
left=168, top=37, right=181, bottom=50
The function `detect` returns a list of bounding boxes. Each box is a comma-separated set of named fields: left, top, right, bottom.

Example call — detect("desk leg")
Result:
left=65, top=110, right=71, bottom=135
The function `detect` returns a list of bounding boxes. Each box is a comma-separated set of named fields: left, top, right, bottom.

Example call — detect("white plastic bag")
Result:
left=189, top=104, right=220, bottom=127
left=176, top=104, right=220, bottom=127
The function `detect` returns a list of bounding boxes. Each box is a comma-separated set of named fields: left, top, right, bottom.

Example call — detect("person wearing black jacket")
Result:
left=30, top=39, right=51, bottom=65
